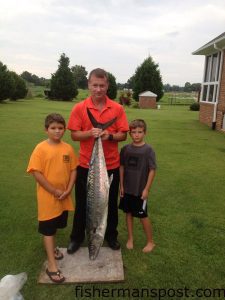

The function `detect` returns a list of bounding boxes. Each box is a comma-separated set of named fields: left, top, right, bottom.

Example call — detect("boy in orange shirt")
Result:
left=27, top=113, right=78, bottom=283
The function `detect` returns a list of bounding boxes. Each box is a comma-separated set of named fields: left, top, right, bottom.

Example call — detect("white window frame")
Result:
left=200, top=52, right=221, bottom=103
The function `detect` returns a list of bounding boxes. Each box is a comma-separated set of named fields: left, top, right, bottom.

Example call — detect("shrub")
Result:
left=119, top=90, right=132, bottom=106
left=190, top=102, right=200, bottom=111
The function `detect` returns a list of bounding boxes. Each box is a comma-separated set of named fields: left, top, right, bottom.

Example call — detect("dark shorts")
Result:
left=119, top=193, right=148, bottom=218
left=38, top=211, right=68, bottom=236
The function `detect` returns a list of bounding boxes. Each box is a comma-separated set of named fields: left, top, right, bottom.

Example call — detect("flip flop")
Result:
left=54, top=247, right=64, bottom=260
left=46, top=268, right=65, bottom=283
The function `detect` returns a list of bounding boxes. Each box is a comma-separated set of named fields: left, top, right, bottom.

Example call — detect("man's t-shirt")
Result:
left=67, top=96, right=129, bottom=170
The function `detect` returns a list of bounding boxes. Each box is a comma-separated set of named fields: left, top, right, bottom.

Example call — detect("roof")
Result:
left=139, top=91, right=157, bottom=97
left=192, top=32, right=225, bottom=55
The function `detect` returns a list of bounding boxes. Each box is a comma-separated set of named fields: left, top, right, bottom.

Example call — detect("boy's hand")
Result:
left=53, top=189, right=64, bottom=198
left=141, top=188, right=149, bottom=200
left=120, top=186, right=124, bottom=198
left=58, top=190, right=69, bottom=200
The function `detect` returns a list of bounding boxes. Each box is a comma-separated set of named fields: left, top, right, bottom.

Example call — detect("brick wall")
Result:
left=139, top=96, right=157, bottom=109
left=199, top=102, right=214, bottom=127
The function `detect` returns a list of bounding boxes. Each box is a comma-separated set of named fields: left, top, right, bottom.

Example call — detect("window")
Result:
left=201, top=52, right=221, bottom=103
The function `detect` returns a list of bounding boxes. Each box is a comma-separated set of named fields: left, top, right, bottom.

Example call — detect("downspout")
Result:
left=212, top=43, right=223, bottom=129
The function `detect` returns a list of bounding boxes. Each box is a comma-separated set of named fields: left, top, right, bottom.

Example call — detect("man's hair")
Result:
left=45, top=113, right=66, bottom=129
left=88, top=68, right=108, bottom=82
left=129, top=119, right=147, bottom=132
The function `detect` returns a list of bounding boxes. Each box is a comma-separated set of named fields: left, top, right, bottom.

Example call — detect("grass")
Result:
left=159, top=92, right=198, bottom=106
left=1, top=98, right=225, bottom=299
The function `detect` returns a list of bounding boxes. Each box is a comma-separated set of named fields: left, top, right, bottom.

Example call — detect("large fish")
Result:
left=86, top=108, right=116, bottom=260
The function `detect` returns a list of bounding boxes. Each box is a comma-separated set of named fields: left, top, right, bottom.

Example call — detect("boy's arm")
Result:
left=32, top=171, right=63, bottom=198
left=58, top=169, right=76, bottom=200
left=141, top=169, right=156, bottom=200
left=119, top=165, right=125, bottom=197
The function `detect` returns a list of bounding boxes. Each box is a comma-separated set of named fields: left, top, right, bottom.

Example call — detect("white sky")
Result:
left=1, top=0, right=225, bottom=86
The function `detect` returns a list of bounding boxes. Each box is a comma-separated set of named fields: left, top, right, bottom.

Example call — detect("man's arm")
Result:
left=101, top=131, right=127, bottom=141
left=71, top=130, right=92, bottom=141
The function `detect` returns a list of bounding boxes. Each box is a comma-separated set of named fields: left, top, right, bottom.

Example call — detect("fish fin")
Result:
left=87, top=108, right=117, bottom=129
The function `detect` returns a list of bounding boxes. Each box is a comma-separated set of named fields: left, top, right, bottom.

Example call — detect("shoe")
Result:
left=67, top=241, right=81, bottom=254
left=46, top=268, right=65, bottom=284
left=107, top=239, right=121, bottom=250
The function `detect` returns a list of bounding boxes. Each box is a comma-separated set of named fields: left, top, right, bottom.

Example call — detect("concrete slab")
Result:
left=38, top=247, right=124, bottom=284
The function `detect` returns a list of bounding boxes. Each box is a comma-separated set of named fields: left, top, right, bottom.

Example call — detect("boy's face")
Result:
left=129, top=127, right=146, bottom=144
left=45, top=122, right=65, bottom=143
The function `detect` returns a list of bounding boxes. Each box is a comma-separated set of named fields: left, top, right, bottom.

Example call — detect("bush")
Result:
left=190, top=102, right=200, bottom=111
left=119, top=91, right=131, bottom=106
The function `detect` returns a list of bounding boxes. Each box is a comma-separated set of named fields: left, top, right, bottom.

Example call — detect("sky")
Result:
left=1, top=0, right=225, bottom=86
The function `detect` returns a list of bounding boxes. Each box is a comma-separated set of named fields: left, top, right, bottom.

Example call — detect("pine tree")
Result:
left=132, top=56, right=164, bottom=102
left=9, top=72, right=27, bottom=100
left=50, top=53, right=78, bottom=101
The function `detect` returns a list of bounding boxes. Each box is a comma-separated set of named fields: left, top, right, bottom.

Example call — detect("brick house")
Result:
left=193, top=32, right=225, bottom=131
left=139, top=91, right=157, bottom=109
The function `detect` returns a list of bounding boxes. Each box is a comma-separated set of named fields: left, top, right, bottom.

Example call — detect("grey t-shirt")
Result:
left=120, top=143, right=156, bottom=197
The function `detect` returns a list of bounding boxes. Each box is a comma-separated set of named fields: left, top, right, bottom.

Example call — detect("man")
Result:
left=67, top=68, right=129, bottom=254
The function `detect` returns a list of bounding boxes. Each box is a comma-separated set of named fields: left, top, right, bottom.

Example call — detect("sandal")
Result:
left=54, top=247, right=64, bottom=260
left=46, top=268, right=65, bottom=283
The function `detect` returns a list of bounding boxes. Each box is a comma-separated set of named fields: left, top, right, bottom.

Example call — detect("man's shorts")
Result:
left=38, top=211, right=68, bottom=236
left=119, top=193, right=148, bottom=218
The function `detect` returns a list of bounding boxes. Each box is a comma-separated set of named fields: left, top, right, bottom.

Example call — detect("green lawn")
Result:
left=0, top=99, right=225, bottom=299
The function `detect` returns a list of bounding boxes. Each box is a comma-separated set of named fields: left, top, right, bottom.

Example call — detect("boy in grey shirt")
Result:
left=119, top=119, right=156, bottom=252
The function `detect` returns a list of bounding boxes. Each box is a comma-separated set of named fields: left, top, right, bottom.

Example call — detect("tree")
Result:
left=107, top=72, right=117, bottom=99
left=21, top=71, right=33, bottom=83
left=184, top=82, right=192, bottom=92
left=50, top=53, right=78, bottom=101
left=21, top=71, right=49, bottom=86
left=191, top=83, right=201, bottom=92
left=0, top=62, right=14, bottom=101
left=132, top=56, right=164, bottom=101
left=71, top=65, right=88, bottom=89
left=9, top=72, right=27, bottom=100
left=126, top=75, right=135, bottom=89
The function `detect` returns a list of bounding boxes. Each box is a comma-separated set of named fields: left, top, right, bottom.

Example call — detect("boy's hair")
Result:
left=129, top=119, right=147, bottom=133
left=45, top=113, right=66, bottom=129
left=88, top=68, right=108, bottom=82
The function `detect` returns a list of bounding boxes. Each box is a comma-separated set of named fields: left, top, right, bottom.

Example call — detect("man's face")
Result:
left=88, top=75, right=109, bottom=102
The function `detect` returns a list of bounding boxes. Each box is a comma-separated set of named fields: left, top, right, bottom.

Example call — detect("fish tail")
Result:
left=87, top=108, right=117, bottom=129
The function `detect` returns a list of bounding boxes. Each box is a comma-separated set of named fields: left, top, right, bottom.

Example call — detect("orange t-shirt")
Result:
left=27, top=140, right=78, bottom=221
left=67, top=96, right=129, bottom=169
